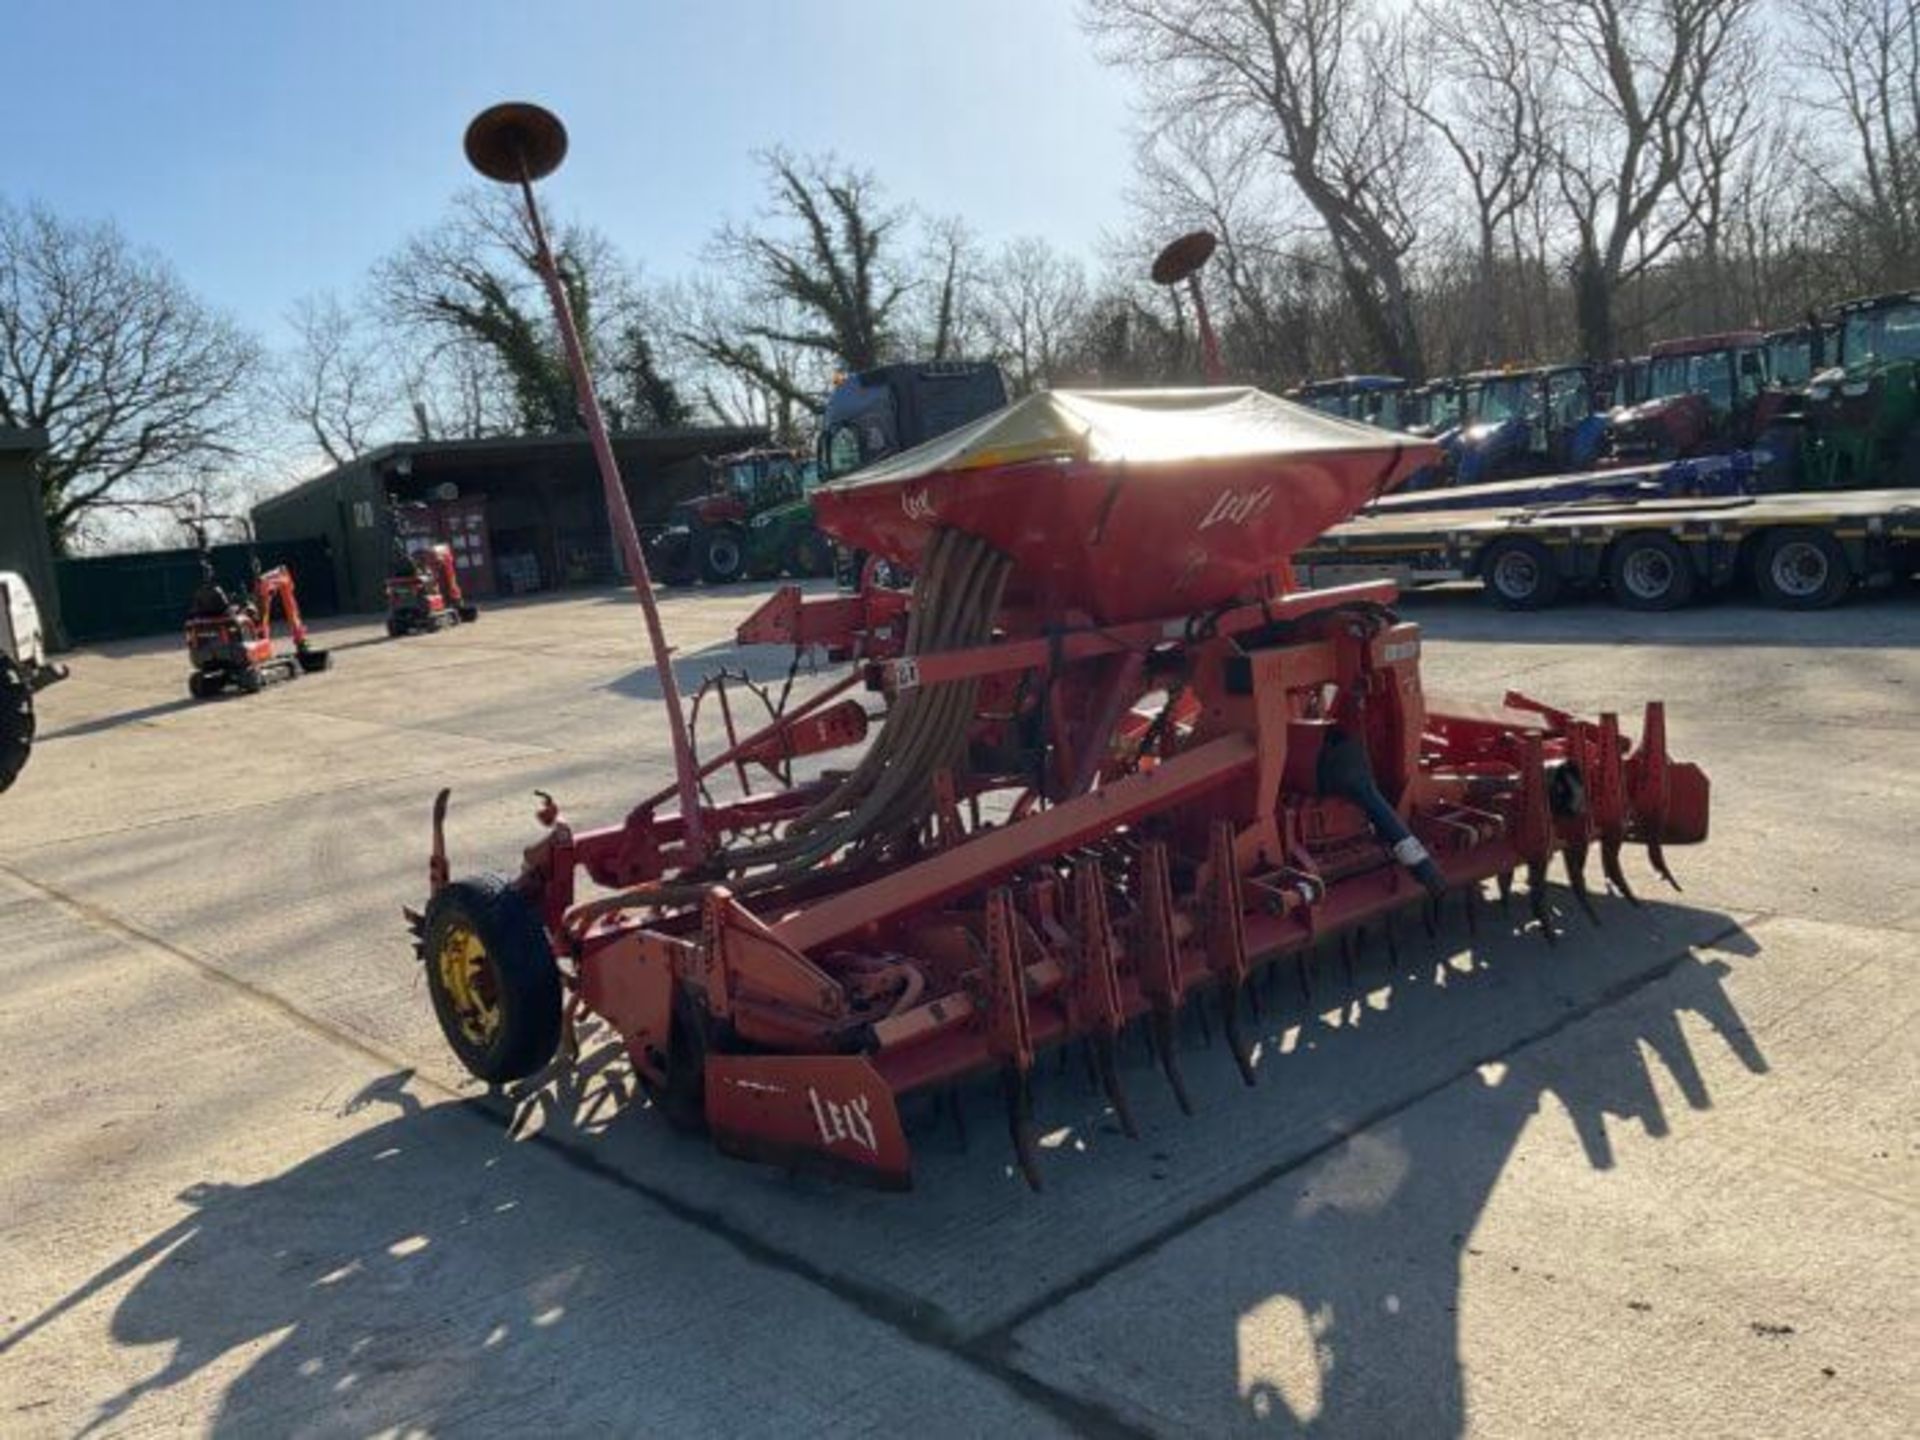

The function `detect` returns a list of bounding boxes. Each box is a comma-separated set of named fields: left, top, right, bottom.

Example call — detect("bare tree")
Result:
left=1791, top=0, right=1920, bottom=286
left=378, top=190, right=684, bottom=435
left=1534, top=0, right=1763, bottom=358
left=918, top=215, right=988, bottom=361
left=1085, top=0, right=1434, bottom=377
left=273, top=292, right=394, bottom=466
left=981, top=237, right=1090, bottom=393
left=709, top=150, right=908, bottom=373
left=0, top=200, right=260, bottom=553
left=1398, top=0, right=1550, bottom=364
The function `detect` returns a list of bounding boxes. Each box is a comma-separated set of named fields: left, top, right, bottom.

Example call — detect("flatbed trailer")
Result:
left=1296, top=488, right=1920, bottom=611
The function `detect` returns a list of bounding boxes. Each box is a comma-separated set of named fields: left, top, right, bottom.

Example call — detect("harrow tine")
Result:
left=1496, top=868, right=1514, bottom=916
left=1601, top=838, right=1641, bottom=905
left=1340, top=929, right=1358, bottom=989
left=1526, top=859, right=1557, bottom=946
left=1149, top=1007, right=1195, bottom=1116
left=1421, top=898, right=1440, bottom=939
left=1002, top=1067, right=1044, bottom=1192
left=1383, top=910, right=1401, bottom=967
left=1648, top=839, right=1683, bottom=893
left=1093, top=1033, right=1140, bottom=1139
left=1246, top=972, right=1266, bottom=1020
left=1564, top=842, right=1601, bottom=925
left=1221, top=982, right=1257, bottom=1087
left=1295, top=947, right=1314, bottom=1006
left=1461, top=882, right=1478, bottom=936
left=1192, top=998, right=1213, bottom=1048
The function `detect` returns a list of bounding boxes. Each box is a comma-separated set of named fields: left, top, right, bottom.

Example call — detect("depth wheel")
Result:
left=0, top=656, right=33, bottom=793
left=1753, top=527, right=1851, bottom=609
left=1480, top=538, right=1564, bottom=610
left=422, top=875, right=562, bottom=1084
left=1608, top=533, right=1697, bottom=611
left=640, top=987, right=711, bottom=1134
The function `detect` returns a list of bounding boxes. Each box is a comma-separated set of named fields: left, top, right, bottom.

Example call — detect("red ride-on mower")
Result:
left=386, top=541, right=479, bottom=638
left=184, top=556, right=330, bottom=699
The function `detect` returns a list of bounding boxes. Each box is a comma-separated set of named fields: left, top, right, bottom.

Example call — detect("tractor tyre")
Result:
left=787, top=531, right=834, bottom=579
left=1480, top=538, right=1565, bottom=610
left=698, top=526, right=747, bottom=585
left=1607, top=533, right=1698, bottom=611
left=0, top=655, right=33, bottom=794
left=641, top=986, right=712, bottom=1135
left=422, top=874, right=563, bottom=1085
left=1754, top=527, right=1852, bottom=610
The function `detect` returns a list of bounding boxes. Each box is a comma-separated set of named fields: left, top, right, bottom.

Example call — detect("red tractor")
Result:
left=184, top=556, right=330, bottom=699
left=386, top=541, right=479, bottom=638
left=1603, top=331, right=1770, bottom=464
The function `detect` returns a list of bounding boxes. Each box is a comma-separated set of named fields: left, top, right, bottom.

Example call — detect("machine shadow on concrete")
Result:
left=4, top=901, right=1767, bottom=1437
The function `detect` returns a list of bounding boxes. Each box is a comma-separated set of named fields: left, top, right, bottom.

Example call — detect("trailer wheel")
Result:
left=1754, top=527, right=1851, bottom=609
left=1480, top=538, right=1564, bottom=610
left=1608, top=533, right=1697, bottom=611
left=422, top=875, right=562, bottom=1084
left=0, top=655, right=33, bottom=794
left=699, top=526, right=747, bottom=584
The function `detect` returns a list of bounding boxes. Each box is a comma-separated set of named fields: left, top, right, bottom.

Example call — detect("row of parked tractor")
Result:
left=1290, top=289, right=1920, bottom=499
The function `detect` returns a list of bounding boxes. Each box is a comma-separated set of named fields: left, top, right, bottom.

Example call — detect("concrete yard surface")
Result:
left=1, top=582, right=1915, bottom=1437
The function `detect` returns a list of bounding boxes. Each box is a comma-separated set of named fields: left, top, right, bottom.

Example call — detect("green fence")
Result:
left=56, top=538, right=340, bottom=644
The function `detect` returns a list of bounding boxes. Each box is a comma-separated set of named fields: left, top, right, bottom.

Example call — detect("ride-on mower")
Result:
left=184, top=552, right=330, bottom=699
left=387, top=534, right=479, bottom=638
left=412, top=105, right=1711, bottom=1192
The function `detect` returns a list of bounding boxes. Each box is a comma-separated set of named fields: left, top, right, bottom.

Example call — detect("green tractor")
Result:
left=646, top=448, right=835, bottom=586
left=1798, top=292, right=1920, bottom=489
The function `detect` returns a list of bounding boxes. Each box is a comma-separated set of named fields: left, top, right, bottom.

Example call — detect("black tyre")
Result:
left=386, top=614, right=408, bottom=639
left=422, top=875, right=563, bottom=1084
left=187, top=670, right=221, bottom=701
left=1479, top=538, right=1565, bottom=610
left=0, top=655, right=33, bottom=794
left=698, top=526, right=747, bottom=584
left=456, top=605, right=479, bottom=623
left=1753, top=527, right=1852, bottom=610
left=236, top=667, right=264, bottom=695
left=1607, top=533, right=1698, bottom=611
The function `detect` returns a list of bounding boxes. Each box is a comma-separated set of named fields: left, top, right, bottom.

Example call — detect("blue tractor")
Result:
left=1450, top=364, right=1608, bottom=486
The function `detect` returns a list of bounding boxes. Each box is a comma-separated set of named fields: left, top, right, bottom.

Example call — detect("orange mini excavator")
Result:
left=184, top=550, right=331, bottom=699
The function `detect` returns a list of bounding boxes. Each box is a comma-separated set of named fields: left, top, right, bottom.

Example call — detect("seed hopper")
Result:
left=413, top=105, right=1710, bottom=1190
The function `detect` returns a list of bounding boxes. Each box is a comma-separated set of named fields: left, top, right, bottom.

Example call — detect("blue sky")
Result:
left=1, top=0, right=1138, bottom=348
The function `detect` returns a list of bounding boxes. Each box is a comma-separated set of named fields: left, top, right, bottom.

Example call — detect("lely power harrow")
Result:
left=412, top=105, right=1710, bottom=1191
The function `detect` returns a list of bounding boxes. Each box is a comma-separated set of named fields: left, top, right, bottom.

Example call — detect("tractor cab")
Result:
left=1604, top=331, right=1768, bottom=464
left=1290, top=376, right=1409, bottom=430
left=1800, top=292, right=1920, bottom=487
left=1453, top=364, right=1606, bottom=485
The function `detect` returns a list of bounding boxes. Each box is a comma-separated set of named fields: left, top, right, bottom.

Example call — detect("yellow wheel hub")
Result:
left=436, top=921, right=503, bottom=1048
